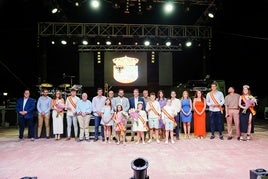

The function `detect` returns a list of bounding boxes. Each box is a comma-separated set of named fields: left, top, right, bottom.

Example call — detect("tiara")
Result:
left=243, top=85, right=250, bottom=89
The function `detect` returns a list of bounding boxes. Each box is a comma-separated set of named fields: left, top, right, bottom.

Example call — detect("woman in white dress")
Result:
left=51, top=91, right=65, bottom=140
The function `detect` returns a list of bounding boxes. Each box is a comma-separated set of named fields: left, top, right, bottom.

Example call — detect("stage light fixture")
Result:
left=151, top=51, right=155, bottom=63
left=51, top=7, right=59, bottom=14
left=61, top=40, right=67, bottom=45
left=208, top=12, right=214, bottom=18
left=51, top=40, right=55, bottom=45
left=144, top=40, right=150, bottom=46
left=75, top=2, right=79, bottom=6
left=124, top=0, right=130, bottom=13
left=82, top=40, right=88, bottom=45
left=164, top=1, right=174, bottom=14
left=185, top=40, right=192, bottom=47
left=146, top=0, right=153, bottom=11
left=97, top=51, right=101, bottom=63
left=91, top=0, right=100, bottom=9
left=165, top=39, right=171, bottom=47
left=106, top=37, right=112, bottom=45
left=113, top=3, right=120, bottom=9
left=130, top=157, right=149, bottom=179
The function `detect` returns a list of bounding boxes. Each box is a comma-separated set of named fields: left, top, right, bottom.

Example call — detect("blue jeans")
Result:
left=209, top=111, right=223, bottom=136
left=94, top=116, right=104, bottom=140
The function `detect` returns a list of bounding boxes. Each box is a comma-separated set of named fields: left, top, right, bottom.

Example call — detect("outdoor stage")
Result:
left=0, top=119, right=268, bottom=179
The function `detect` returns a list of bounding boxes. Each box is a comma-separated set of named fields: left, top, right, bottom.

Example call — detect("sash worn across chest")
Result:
left=113, top=113, right=125, bottom=135
left=68, top=96, right=76, bottom=109
left=138, top=114, right=149, bottom=131
left=148, top=101, right=160, bottom=116
left=210, top=92, right=223, bottom=114
left=162, top=108, right=177, bottom=127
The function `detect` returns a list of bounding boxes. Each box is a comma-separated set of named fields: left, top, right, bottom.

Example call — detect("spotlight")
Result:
left=164, top=2, right=174, bottom=14
left=61, top=40, right=67, bottom=45
left=144, top=40, right=150, bottom=46
left=106, top=37, right=112, bottom=45
left=165, top=39, right=171, bottom=47
left=185, top=40, right=192, bottom=47
left=208, top=12, right=214, bottom=18
left=82, top=40, right=88, bottom=45
left=91, top=0, right=100, bottom=9
left=75, top=2, right=79, bottom=6
left=51, top=7, right=59, bottom=14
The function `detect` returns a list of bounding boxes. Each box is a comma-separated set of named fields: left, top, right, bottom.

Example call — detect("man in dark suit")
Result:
left=128, top=88, right=146, bottom=141
left=15, top=89, right=36, bottom=141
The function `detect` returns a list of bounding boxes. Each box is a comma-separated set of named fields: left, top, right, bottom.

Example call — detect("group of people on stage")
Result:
left=15, top=81, right=257, bottom=143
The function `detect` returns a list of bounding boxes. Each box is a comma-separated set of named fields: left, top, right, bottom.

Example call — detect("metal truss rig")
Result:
left=38, top=22, right=212, bottom=51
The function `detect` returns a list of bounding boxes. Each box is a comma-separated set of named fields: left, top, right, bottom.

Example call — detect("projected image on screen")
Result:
left=104, top=52, right=147, bottom=86
left=113, top=56, right=139, bottom=83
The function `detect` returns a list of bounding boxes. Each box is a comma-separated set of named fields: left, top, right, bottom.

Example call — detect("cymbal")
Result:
left=40, top=83, right=53, bottom=88
left=58, top=83, right=70, bottom=88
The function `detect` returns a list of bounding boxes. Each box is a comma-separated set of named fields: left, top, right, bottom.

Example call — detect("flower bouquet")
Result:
left=129, top=108, right=139, bottom=126
left=56, top=104, right=65, bottom=117
left=242, top=95, right=257, bottom=115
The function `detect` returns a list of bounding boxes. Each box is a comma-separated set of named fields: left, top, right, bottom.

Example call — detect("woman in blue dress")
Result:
left=180, top=90, right=193, bottom=139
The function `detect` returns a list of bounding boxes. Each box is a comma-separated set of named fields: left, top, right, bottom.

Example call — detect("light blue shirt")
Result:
left=37, top=96, right=52, bottom=114
left=206, top=90, right=225, bottom=112
left=92, top=95, right=106, bottom=116
left=76, top=99, right=92, bottom=114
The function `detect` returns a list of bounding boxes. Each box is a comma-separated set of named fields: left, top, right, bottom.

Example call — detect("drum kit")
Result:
left=36, top=83, right=82, bottom=98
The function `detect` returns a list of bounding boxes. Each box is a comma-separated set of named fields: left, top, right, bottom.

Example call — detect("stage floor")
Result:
left=0, top=119, right=268, bottom=179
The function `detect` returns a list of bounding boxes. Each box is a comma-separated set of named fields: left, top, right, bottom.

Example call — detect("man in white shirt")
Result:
left=170, top=90, right=181, bottom=140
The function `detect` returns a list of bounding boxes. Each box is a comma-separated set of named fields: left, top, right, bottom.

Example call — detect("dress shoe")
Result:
left=66, top=137, right=71, bottom=141
left=227, top=136, right=232, bottom=140
left=219, top=135, right=224, bottom=140
left=210, top=135, right=215, bottom=139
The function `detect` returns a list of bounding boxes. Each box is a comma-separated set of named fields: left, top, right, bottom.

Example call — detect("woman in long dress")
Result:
left=193, top=90, right=206, bottom=139
left=51, top=91, right=65, bottom=140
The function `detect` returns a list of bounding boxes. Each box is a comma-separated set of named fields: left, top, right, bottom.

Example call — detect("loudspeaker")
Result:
left=250, top=168, right=268, bottom=179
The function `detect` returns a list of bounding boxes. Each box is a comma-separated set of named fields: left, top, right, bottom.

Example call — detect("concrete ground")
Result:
left=0, top=119, right=268, bottom=179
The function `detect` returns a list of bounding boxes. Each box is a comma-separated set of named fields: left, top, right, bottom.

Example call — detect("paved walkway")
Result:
left=0, top=119, right=268, bottom=179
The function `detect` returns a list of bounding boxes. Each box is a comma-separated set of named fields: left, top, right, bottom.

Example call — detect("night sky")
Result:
left=0, top=0, right=268, bottom=101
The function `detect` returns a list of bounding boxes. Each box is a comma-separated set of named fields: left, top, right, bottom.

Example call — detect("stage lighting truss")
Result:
left=38, top=22, right=212, bottom=51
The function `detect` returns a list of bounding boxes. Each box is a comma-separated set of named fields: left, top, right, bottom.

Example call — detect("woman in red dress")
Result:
left=193, top=90, right=207, bottom=139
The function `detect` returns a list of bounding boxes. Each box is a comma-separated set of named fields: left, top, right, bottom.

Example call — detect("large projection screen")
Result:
left=104, top=52, right=147, bottom=86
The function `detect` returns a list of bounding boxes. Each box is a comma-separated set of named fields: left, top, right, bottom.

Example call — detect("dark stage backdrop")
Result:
left=79, top=52, right=94, bottom=87
left=159, top=52, right=173, bottom=86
